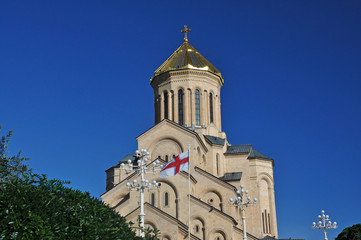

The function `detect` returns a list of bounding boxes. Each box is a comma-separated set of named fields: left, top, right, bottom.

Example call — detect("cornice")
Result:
left=195, top=166, right=237, bottom=191
left=190, top=195, right=238, bottom=225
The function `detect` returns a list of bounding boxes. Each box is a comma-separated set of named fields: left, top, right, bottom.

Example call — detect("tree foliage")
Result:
left=0, top=126, right=159, bottom=240
left=336, top=224, right=361, bottom=240
left=0, top=126, right=31, bottom=182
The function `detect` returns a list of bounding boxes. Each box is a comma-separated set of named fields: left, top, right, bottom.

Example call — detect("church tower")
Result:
left=102, top=26, right=278, bottom=240
left=151, top=25, right=223, bottom=133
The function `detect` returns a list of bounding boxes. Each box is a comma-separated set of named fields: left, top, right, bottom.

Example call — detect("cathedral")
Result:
left=101, top=26, right=278, bottom=240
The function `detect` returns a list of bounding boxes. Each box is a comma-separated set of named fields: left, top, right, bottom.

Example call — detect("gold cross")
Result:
left=181, top=25, right=191, bottom=42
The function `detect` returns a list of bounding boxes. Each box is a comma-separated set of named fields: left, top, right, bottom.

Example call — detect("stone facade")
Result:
left=101, top=39, right=278, bottom=240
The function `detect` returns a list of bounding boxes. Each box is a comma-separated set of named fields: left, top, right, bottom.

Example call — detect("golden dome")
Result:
left=151, top=41, right=223, bottom=83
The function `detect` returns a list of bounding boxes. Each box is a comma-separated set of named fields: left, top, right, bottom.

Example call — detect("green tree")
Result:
left=0, top=126, right=159, bottom=240
left=0, top=125, right=31, bottom=182
left=336, top=224, right=361, bottom=240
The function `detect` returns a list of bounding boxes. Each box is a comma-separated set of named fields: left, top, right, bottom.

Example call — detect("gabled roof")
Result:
left=204, top=135, right=225, bottom=146
left=151, top=41, right=223, bottom=83
left=225, top=144, right=252, bottom=154
left=248, top=149, right=272, bottom=160
left=136, top=119, right=208, bottom=153
left=225, top=144, right=273, bottom=161
left=105, top=154, right=137, bottom=171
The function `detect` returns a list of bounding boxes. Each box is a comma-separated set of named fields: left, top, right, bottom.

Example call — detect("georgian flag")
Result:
left=158, top=150, right=189, bottom=178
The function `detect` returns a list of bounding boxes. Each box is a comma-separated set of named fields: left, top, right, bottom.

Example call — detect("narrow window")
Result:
left=164, top=91, right=168, bottom=119
left=151, top=193, right=155, bottom=206
left=209, top=93, right=214, bottom=123
left=178, top=89, right=184, bottom=125
left=195, top=225, right=199, bottom=233
left=268, top=213, right=271, bottom=234
left=172, top=155, right=175, bottom=159
left=262, top=212, right=265, bottom=233
left=165, top=155, right=168, bottom=162
left=158, top=155, right=161, bottom=160
left=164, top=192, right=169, bottom=206
left=195, top=89, right=200, bottom=125
left=216, top=154, right=219, bottom=176
left=265, top=210, right=268, bottom=233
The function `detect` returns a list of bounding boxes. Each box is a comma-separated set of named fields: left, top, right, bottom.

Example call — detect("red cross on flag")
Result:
left=158, top=150, right=189, bottom=178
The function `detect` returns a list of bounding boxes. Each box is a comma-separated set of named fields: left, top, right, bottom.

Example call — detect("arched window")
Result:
left=195, top=225, right=199, bottom=233
left=209, top=93, right=214, bottom=123
left=178, top=89, right=184, bottom=125
left=164, top=91, right=168, bottom=119
left=172, top=155, right=175, bottom=160
left=165, top=155, right=168, bottom=162
left=195, top=89, right=200, bottom=125
left=151, top=193, right=155, bottom=206
left=164, top=192, right=169, bottom=206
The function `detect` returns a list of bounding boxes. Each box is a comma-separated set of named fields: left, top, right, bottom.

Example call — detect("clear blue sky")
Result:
left=1, top=1, right=360, bottom=239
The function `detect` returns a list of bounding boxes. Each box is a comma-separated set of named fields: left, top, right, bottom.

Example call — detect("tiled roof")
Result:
left=225, top=144, right=252, bottom=154
left=219, top=172, right=242, bottom=181
left=248, top=149, right=273, bottom=160
left=204, top=135, right=225, bottom=146
left=225, top=144, right=273, bottom=161
left=119, top=154, right=137, bottom=163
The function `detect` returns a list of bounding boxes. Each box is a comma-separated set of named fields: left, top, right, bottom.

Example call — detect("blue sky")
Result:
left=1, top=1, right=360, bottom=239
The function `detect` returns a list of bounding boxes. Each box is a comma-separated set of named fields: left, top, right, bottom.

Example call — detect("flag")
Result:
left=158, top=150, right=189, bottom=178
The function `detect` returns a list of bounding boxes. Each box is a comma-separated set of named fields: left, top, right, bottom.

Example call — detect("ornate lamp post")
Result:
left=229, top=185, right=257, bottom=240
left=120, top=149, right=163, bottom=237
left=312, top=210, right=337, bottom=240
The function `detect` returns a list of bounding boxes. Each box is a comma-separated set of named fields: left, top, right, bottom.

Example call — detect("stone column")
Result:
left=154, top=95, right=158, bottom=124
left=160, top=94, right=164, bottom=121
left=168, top=91, right=173, bottom=121
left=204, top=91, right=209, bottom=126
left=215, top=95, right=219, bottom=129
left=218, top=95, right=222, bottom=131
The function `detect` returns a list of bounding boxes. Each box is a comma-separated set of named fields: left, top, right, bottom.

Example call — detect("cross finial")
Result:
left=181, top=25, right=191, bottom=42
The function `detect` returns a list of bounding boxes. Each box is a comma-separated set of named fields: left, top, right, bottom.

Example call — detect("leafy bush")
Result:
left=336, top=224, right=361, bottom=240
left=0, top=126, right=159, bottom=240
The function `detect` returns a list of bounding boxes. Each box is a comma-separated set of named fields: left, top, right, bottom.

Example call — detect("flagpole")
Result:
left=188, top=144, right=191, bottom=240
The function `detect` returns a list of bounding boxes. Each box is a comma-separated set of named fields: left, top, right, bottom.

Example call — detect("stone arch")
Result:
left=191, top=215, right=206, bottom=240
left=162, top=235, right=172, bottom=240
left=107, top=192, right=129, bottom=208
left=258, top=173, right=275, bottom=235
left=144, top=220, right=158, bottom=231
left=156, top=179, right=179, bottom=218
left=258, top=172, right=274, bottom=185
left=149, top=137, right=184, bottom=161
left=209, top=228, right=227, bottom=240
left=197, top=147, right=201, bottom=165
left=200, top=189, right=223, bottom=211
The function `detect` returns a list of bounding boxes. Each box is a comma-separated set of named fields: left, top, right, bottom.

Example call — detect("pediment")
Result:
left=136, top=120, right=208, bottom=160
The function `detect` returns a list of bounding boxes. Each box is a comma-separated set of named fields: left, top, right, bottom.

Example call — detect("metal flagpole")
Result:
left=188, top=144, right=191, bottom=240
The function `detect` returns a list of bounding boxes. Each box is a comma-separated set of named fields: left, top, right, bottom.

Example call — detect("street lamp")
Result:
left=312, top=210, right=337, bottom=240
left=120, top=148, right=163, bottom=237
left=228, top=185, right=257, bottom=240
